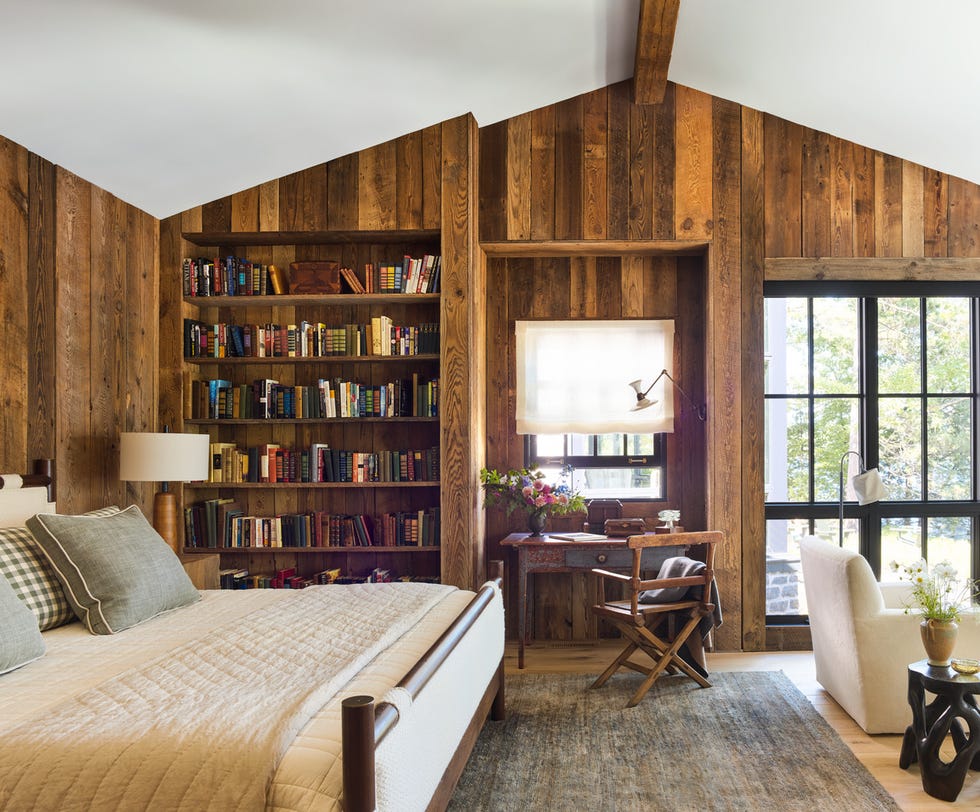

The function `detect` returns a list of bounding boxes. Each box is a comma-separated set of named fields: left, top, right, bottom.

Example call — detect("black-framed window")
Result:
left=525, top=432, right=667, bottom=501
left=764, top=282, right=980, bottom=624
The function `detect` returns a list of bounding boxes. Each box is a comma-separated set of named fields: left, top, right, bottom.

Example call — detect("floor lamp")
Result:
left=120, top=430, right=210, bottom=553
left=838, top=450, right=886, bottom=547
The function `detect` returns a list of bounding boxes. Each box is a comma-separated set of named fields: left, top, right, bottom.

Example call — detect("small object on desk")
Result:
left=548, top=532, right=608, bottom=542
left=604, top=518, right=646, bottom=538
left=951, top=657, right=980, bottom=675
left=654, top=525, right=685, bottom=535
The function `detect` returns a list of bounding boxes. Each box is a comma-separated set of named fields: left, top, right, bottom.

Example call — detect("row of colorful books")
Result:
left=207, top=442, right=440, bottom=484
left=191, top=375, right=438, bottom=420
left=182, top=254, right=441, bottom=298
left=183, top=318, right=439, bottom=359
left=187, top=501, right=441, bottom=549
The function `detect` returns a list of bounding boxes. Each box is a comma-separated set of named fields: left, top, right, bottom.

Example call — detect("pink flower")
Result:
left=533, top=480, right=545, bottom=491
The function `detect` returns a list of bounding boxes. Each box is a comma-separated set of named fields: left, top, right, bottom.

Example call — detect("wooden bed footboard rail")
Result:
left=342, top=562, right=506, bottom=812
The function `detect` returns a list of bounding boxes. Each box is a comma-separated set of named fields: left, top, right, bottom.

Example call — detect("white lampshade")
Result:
left=852, top=467, right=886, bottom=506
left=119, top=432, right=210, bottom=483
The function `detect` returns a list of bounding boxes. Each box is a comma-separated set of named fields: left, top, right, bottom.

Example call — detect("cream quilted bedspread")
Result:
left=0, top=582, right=454, bottom=811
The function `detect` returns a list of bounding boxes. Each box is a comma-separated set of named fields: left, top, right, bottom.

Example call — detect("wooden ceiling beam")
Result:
left=632, top=0, right=680, bottom=105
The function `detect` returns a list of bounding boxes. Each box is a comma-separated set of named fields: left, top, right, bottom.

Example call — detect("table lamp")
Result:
left=120, top=430, right=210, bottom=552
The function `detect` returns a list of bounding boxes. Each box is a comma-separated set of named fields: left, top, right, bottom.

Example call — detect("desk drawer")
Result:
left=565, top=548, right=633, bottom=569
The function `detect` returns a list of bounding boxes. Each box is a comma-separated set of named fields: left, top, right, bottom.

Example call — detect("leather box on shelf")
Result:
left=288, top=260, right=341, bottom=294
left=603, top=518, right=646, bottom=538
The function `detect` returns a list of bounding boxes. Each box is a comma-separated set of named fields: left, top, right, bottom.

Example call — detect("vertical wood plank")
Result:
left=948, top=175, right=980, bottom=257
left=0, top=137, right=29, bottom=472
left=606, top=81, right=631, bottom=241
left=829, top=136, right=854, bottom=257
left=802, top=128, right=831, bottom=257
left=902, top=161, right=924, bottom=256
left=629, top=102, right=654, bottom=240
left=258, top=180, right=279, bottom=232
left=231, top=185, right=260, bottom=232
left=506, top=114, right=532, bottom=241
left=201, top=196, right=231, bottom=233
left=395, top=130, right=423, bottom=230
left=27, top=153, right=57, bottom=464
left=530, top=105, right=556, bottom=240
left=740, top=105, right=766, bottom=651
left=327, top=152, right=359, bottom=230
left=674, top=85, right=713, bottom=240
left=763, top=115, right=802, bottom=257
left=421, top=124, right=442, bottom=230
left=652, top=82, right=676, bottom=240
left=583, top=87, right=608, bottom=240
left=554, top=96, right=584, bottom=241
left=358, top=142, right=397, bottom=230
left=621, top=255, right=645, bottom=317
left=874, top=153, right=903, bottom=257
left=852, top=145, right=875, bottom=257
left=477, top=121, right=506, bottom=243
left=923, top=169, right=949, bottom=258
left=55, top=169, right=93, bottom=513
left=568, top=256, right=598, bottom=318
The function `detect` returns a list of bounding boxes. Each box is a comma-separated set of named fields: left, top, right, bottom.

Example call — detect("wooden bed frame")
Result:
left=1, top=459, right=505, bottom=811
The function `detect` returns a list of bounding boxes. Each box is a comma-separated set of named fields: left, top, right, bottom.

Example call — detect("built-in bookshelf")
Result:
left=177, top=229, right=445, bottom=587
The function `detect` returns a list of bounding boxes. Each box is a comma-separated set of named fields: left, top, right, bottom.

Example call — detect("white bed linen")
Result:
left=0, top=586, right=502, bottom=811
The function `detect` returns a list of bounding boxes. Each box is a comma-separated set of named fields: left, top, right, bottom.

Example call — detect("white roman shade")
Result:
left=515, top=319, right=675, bottom=434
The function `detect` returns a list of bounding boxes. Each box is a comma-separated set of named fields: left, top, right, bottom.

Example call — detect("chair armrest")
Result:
left=591, top=568, right=632, bottom=583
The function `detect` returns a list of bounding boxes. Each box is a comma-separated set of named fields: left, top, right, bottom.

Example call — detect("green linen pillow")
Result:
left=26, top=505, right=200, bottom=635
left=0, top=571, right=45, bottom=674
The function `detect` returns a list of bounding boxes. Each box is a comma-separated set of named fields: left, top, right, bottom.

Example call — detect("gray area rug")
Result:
left=449, top=671, right=899, bottom=811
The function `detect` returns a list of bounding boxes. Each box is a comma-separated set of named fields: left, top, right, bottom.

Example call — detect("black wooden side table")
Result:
left=899, top=659, right=980, bottom=802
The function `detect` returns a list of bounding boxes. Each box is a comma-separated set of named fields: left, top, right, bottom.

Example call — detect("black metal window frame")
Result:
left=764, top=281, right=980, bottom=625
left=524, top=432, right=668, bottom=502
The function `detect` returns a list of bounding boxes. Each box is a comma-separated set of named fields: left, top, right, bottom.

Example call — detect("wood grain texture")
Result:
left=555, top=96, right=584, bottom=241
left=583, top=88, right=608, bottom=240
left=765, top=256, right=980, bottom=280
left=902, top=161, right=925, bottom=256
left=27, top=153, right=56, bottom=464
left=530, top=105, right=556, bottom=240
left=923, top=168, right=948, bottom=258
left=0, top=137, right=29, bottom=472
left=802, top=128, right=831, bottom=257
left=874, top=153, right=903, bottom=257
left=632, top=0, right=680, bottom=105
left=763, top=114, right=802, bottom=257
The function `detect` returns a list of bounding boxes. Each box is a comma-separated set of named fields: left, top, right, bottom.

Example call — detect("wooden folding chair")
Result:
left=590, top=530, right=722, bottom=707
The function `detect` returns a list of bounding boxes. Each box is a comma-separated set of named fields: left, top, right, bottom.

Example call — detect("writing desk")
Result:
left=500, top=532, right=684, bottom=668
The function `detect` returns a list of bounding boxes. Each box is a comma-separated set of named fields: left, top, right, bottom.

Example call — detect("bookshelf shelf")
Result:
left=184, top=354, right=439, bottom=365
left=185, top=481, right=439, bottom=489
left=182, top=229, right=441, bottom=247
left=185, top=417, right=439, bottom=426
left=183, top=546, right=440, bottom=554
left=183, top=293, right=440, bottom=307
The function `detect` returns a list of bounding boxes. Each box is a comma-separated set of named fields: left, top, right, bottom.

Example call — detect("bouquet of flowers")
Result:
left=888, top=558, right=977, bottom=622
left=479, top=467, right=586, bottom=519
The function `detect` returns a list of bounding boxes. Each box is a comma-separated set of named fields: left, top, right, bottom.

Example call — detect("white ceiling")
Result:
left=1, top=0, right=976, bottom=220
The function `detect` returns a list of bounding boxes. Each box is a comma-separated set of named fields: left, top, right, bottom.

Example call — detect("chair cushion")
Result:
left=0, top=571, right=45, bottom=674
left=26, top=505, right=200, bottom=635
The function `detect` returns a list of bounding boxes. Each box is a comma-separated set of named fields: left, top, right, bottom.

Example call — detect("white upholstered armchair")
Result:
left=800, top=536, right=980, bottom=734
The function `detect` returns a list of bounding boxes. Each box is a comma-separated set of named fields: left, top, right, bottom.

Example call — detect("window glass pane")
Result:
left=813, top=298, right=859, bottom=394
left=927, top=397, right=973, bottom=500
left=879, top=397, right=922, bottom=500
left=765, top=398, right=810, bottom=502
left=564, top=466, right=662, bottom=500
left=535, top=434, right=565, bottom=457
left=927, top=298, right=971, bottom=393
left=595, top=434, right=623, bottom=456
left=765, top=519, right=807, bottom=616
left=816, top=517, right=858, bottom=554
left=881, top=517, right=922, bottom=579
left=627, top=434, right=655, bottom=454
left=813, top=398, right=860, bottom=502
left=765, top=298, right=809, bottom=395
left=926, top=516, right=972, bottom=582
left=569, top=434, right=591, bottom=455
left=879, top=298, right=921, bottom=394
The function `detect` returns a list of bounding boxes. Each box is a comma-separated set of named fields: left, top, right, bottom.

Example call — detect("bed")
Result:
left=0, top=460, right=504, bottom=811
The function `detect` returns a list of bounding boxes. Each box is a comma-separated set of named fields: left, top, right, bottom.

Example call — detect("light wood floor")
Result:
left=504, top=640, right=980, bottom=811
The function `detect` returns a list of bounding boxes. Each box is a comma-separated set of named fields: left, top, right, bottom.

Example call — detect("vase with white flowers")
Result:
left=479, top=467, right=586, bottom=536
left=889, top=558, right=978, bottom=667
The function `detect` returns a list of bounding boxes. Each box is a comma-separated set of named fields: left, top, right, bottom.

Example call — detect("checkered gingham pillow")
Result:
left=0, top=525, right=74, bottom=630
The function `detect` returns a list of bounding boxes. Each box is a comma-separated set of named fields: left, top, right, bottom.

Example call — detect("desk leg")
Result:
left=517, top=555, right=527, bottom=669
